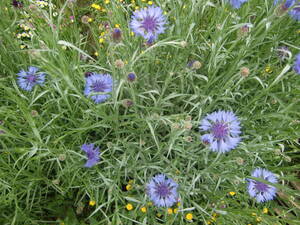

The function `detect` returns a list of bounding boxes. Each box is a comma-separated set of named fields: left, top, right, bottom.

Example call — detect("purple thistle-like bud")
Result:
left=112, top=28, right=122, bottom=42
left=127, top=72, right=136, bottom=82
left=12, top=0, right=23, bottom=8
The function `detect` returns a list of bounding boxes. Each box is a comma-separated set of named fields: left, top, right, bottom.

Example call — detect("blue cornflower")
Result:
left=146, top=174, right=178, bottom=207
left=199, top=110, right=241, bottom=153
left=84, top=73, right=113, bottom=104
left=130, top=6, right=167, bottom=43
left=294, top=53, right=300, bottom=74
left=247, top=168, right=278, bottom=203
left=226, top=0, right=248, bottom=9
left=81, top=143, right=100, bottom=168
left=17, top=66, right=46, bottom=91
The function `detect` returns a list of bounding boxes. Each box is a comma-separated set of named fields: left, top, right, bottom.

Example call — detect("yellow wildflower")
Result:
left=167, top=208, right=173, bottom=214
left=91, top=3, right=101, bottom=10
left=229, top=191, right=236, bottom=196
left=263, top=207, right=268, bottom=214
left=185, top=213, right=193, bottom=221
left=140, top=206, right=147, bottom=213
left=99, top=38, right=105, bottom=43
left=126, top=203, right=133, bottom=211
left=89, top=200, right=96, bottom=206
left=126, top=184, right=132, bottom=191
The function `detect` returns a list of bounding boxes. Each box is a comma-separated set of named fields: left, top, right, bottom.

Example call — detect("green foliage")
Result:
left=0, top=0, right=299, bottom=224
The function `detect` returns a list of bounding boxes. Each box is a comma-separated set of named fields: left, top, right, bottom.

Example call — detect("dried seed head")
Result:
left=180, top=41, right=187, bottom=48
left=240, top=67, right=250, bottom=77
left=114, top=59, right=124, bottom=69
left=122, top=99, right=134, bottom=108
left=58, top=154, right=66, bottom=161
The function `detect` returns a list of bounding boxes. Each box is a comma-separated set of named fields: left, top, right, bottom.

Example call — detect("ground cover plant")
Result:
left=0, top=0, right=300, bottom=224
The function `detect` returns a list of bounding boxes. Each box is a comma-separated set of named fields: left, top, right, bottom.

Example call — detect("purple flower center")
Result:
left=255, top=181, right=269, bottom=192
left=93, top=80, right=108, bottom=92
left=142, top=16, right=157, bottom=32
left=155, top=183, right=170, bottom=198
left=87, top=150, right=96, bottom=159
left=27, top=74, right=37, bottom=83
left=211, top=122, right=228, bottom=139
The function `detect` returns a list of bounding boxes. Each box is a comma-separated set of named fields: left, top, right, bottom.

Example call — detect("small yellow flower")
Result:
left=207, top=221, right=211, bottom=225
left=140, top=206, right=147, bottom=213
left=185, top=213, right=193, bottom=221
left=177, top=202, right=181, bottom=206
left=100, top=31, right=105, bottom=36
left=99, top=38, right=105, bottom=43
left=265, top=66, right=272, bottom=73
left=88, top=18, right=93, bottom=22
left=173, top=208, right=178, bottom=213
left=101, top=8, right=107, bottom=12
left=256, top=217, right=262, bottom=222
left=126, top=203, right=133, bottom=211
left=130, top=31, right=134, bottom=36
left=20, top=45, right=26, bottom=49
left=211, top=216, right=216, bottom=222
left=115, top=24, right=120, bottom=28
left=212, top=213, right=217, bottom=217
left=126, top=184, right=132, bottom=191
left=167, top=208, right=173, bottom=214
left=183, top=5, right=186, bottom=9
left=251, top=212, right=257, bottom=217
left=91, top=3, right=101, bottom=10
left=94, top=51, right=99, bottom=56
left=164, top=11, right=167, bottom=15
left=135, top=6, right=139, bottom=10
left=128, top=179, right=134, bottom=184
left=105, top=0, right=110, bottom=4
left=89, top=200, right=96, bottom=206
left=263, top=207, right=268, bottom=214
left=148, top=1, right=153, bottom=5
left=229, top=191, right=236, bottom=196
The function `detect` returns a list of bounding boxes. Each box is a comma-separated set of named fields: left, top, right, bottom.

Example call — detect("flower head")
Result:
left=17, top=66, right=46, bottom=91
left=247, top=168, right=278, bottom=203
left=274, top=0, right=300, bottom=20
left=226, top=0, right=248, bottom=9
left=289, top=3, right=300, bottom=20
left=12, top=0, right=23, bottom=8
left=277, top=46, right=291, bottom=61
left=84, top=73, right=113, bottom=104
left=199, top=110, right=241, bottom=153
left=130, top=6, right=167, bottom=42
left=146, top=174, right=178, bottom=207
left=127, top=72, right=136, bottom=82
left=81, top=143, right=100, bottom=168
left=111, top=28, right=122, bottom=42
left=294, top=53, right=300, bottom=75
